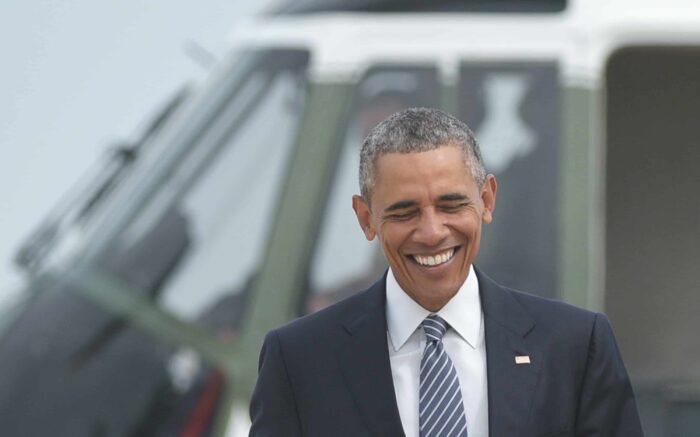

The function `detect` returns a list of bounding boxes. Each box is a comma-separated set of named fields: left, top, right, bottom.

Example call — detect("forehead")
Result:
left=371, top=146, right=475, bottom=197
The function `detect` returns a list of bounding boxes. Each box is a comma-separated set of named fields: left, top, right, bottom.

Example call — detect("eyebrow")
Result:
left=438, top=193, right=470, bottom=202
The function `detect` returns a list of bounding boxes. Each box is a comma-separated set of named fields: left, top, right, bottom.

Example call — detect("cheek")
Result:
left=378, top=225, right=410, bottom=259
left=453, top=215, right=482, bottom=238
left=462, top=221, right=483, bottom=257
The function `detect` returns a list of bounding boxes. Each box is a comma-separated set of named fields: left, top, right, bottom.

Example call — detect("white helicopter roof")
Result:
left=227, top=0, right=700, bottom=88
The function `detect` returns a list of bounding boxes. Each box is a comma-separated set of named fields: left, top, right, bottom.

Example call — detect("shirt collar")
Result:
left=386, top=265, right=482, bottom=352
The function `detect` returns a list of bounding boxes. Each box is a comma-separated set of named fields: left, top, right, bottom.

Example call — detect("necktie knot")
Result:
left=422, top=314, right=448, bottom=342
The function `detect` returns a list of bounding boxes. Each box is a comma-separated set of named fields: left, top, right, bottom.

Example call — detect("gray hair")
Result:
left=359, top=107, right=486, bottom=202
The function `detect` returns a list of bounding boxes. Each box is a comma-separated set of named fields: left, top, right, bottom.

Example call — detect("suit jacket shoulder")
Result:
left=505, top=283, right=599, bottom=343
left=272, top=281, right=382, bottom=349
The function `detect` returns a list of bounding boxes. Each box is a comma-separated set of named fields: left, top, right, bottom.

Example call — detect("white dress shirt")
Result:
left=386, top=265, right=488, bottom=437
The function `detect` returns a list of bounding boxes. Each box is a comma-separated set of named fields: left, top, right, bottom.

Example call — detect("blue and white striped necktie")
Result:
left=419, top=314, right=468, bottom=437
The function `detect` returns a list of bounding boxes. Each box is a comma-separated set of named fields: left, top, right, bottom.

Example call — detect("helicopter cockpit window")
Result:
left=98, top=50, right=310, bottom=335
left=305, top=67, right=439, bottom=314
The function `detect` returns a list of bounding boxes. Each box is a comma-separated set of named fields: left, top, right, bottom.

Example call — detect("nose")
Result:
left=413, top=209, right=449, bottom=247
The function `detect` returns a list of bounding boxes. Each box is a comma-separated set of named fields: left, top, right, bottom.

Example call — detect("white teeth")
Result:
left=413, top=248, right=455, bottom=267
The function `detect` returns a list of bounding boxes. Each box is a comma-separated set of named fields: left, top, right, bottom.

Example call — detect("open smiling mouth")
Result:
left=410, top=246, right=460, bottom=267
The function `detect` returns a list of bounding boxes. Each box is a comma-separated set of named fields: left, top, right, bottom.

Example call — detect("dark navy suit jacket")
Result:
left=249, top=269, right=643, bottom=436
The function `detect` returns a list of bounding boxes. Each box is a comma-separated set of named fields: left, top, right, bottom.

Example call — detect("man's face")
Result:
left=353, top=145, right=497, bottom=311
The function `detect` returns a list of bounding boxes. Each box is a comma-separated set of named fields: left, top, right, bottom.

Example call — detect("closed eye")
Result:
left=385, top=210, right=417, bottom=221
left=440, top=202, right=470, bottom=212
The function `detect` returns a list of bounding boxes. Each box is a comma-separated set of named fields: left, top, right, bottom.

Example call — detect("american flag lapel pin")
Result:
left=515, top=355, right=531, bottom=364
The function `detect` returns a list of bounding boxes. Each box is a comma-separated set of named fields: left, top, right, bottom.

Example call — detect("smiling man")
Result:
left=249, top=108, right=643, bottom=436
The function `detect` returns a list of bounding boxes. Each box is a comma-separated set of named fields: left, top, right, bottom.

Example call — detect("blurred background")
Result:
left=1, top=0, right=699, bottom=436
left=0, top=0, right=272, bottom=302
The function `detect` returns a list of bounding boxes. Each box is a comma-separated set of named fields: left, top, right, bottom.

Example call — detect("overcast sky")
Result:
left=0, top=1, right=274, bottom=301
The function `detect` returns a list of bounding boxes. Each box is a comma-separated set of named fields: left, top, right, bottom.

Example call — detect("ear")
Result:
left=352, top=195, right=377, bottom=241
left=480, top=174, right=497, bottom=224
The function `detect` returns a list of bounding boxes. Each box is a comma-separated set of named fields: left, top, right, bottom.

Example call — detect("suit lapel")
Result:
left=336, top=278, right=405, bottom=437
left=477, top=269, right=541, bottom=437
